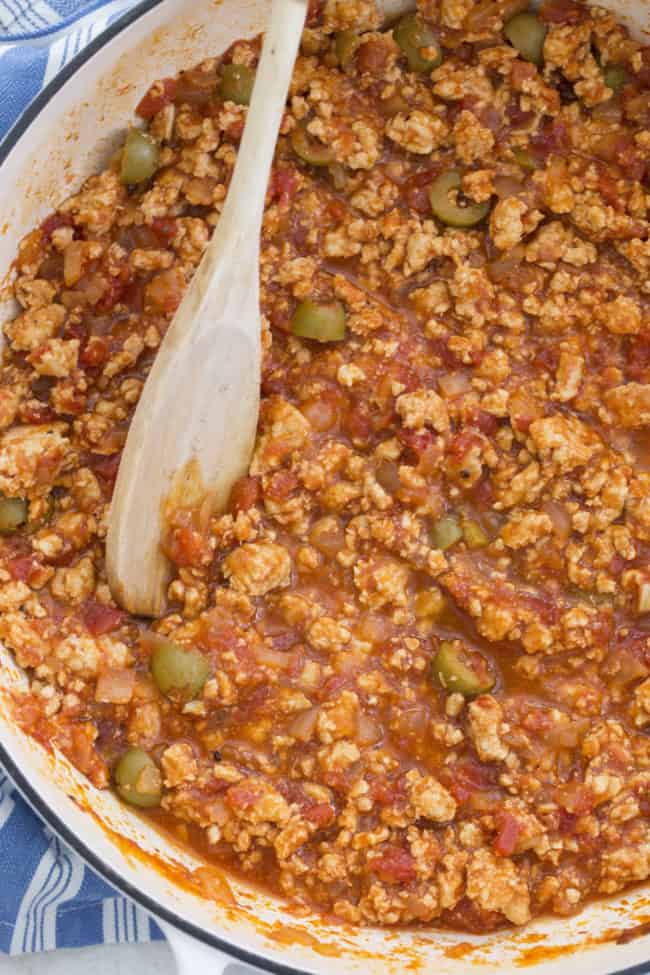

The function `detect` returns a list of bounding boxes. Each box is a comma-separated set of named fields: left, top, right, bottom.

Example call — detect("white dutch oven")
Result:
left=1, top=1, right=650, bottom=972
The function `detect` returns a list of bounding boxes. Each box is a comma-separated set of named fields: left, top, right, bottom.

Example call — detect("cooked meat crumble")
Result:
left=2, top=0, right=650, bottom=931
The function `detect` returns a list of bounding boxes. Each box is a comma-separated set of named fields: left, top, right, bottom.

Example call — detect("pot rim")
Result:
left=0, top=4, right=647, bottom=973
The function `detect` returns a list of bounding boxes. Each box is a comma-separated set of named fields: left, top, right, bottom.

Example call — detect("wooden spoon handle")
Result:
left=106, top=0, right=309, bottom=617
left=189, top=0, right=308, bottom=326
left=218, top=0, right=308, bottom=242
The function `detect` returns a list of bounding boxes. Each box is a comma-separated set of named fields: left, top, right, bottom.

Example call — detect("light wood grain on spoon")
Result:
left=106, top=0, right=308, bottom=617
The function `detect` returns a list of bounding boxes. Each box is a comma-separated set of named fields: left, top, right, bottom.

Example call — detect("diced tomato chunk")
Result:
left=494, top=811, right=522, bottom=856
left=136, top=77, right=177, bottom=119
left=428, top=337, right=461, bottom=369
left=540, top=0, right=586, bottom=22
left=151, top=217, right=178, bottom=242
left=370, top=846, right=416, bottom=884
left=40, top=212, right=73, bottom=239
left=19, top=401, right=55, bottom=424
left=95, top=275, right=127, bottom=312
left=510, top=60, right=537, bottom=89
left=398, top=427, right=436, bottom=456
left=228, top=476, right=261, bottom=514
left=266, top=470, right=298, bottom=502
left=303, top=802, right=335, bottom=827
left=80, top=336, right=110, bottom=368
left=369, top=775, right=407, bottom=806
left=306, top=0, right=324, bottom=25
left=225, top=118, right=245, bottom=142
left=8, top=554, right=42, bottom=584
left=269, top=166, right=298, bottom=209
left=444, top=758, right=493, bottom=804
left=166, top=524, right=210, bottom=567
left=226, top=783, right=260, bottom=809
left=473, top=410, right=499, bottom=436
left=627, top=333, right=650, bottom=381
left=472, top=476, right=495, bottom=510
left=345, top=405, right=373, bottom=444
left=356, top=38, right=390, bottom=74
left=81, top=598, right=126, bottom=635
left=534, top=346, right=559, bottom=373
left=402, top=167, right=443, bottom=214
left=609, top=553, right=625, bottom=577
left=555, top=782, right=596, bottom=816
left=89, top=452, right=121, bottom=482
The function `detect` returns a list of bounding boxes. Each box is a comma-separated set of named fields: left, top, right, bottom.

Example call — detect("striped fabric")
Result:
left=0, top=0, right=165, bottom=955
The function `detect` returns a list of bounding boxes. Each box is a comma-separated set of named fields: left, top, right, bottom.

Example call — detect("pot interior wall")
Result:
left=1, top=0, right=650, bottom=972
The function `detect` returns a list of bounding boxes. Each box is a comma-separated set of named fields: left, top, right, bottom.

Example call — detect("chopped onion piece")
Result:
left=356, top=713, right=382, bottom=745
left=289, top=706, right=319, bottom=742
left=438, top=372, right=471, bottom=398
left=95, top=668, right=135, bottom=704
left=638, top=582, right=650, bottom=614
left=254, top=644, right=293, bottom=668
left=543, top=500, right=571, bottom=540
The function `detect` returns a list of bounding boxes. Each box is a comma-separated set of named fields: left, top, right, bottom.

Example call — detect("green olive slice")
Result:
left=120, top=129, right=160, bottom=185
left=114, top=748, right=162, bottom=808
left=462, top=518, right=489, bottom=549
left=429, top=170, right=491, bottom=228
left=0, top=497, right=28, bottom=534
left=290, top=125, right=335, bottom=167
left=431, top=515, right=463, bottom=550
left=335, top=30, right=359, bottom=68
left=291, top=299, right=347, bottom=342
left=603, top=64, right=629, bottom=94
left=150, top=639, right=210, bottom=700
left=219, top=64, right=255, bottom=105
left=393, top=13, right=442, bottom=73
left=432, top=641, right=495, bottom=696
left=504, top=11, right=547, bottom=66
left=512, top=146, right=538, bottom=171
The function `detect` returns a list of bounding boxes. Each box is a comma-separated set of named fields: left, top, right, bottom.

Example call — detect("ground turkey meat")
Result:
left=3, top=0, right=650, bottom=933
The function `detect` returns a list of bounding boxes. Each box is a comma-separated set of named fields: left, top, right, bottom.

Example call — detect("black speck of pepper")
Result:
left=213, top=750, right=222, bottom=762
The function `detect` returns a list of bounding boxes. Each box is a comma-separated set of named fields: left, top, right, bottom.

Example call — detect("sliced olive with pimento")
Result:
left=149, top=637, right=210, bottom=700
left=602, top=64, right=629, bottom=94
left=504, top=10, right=547, bottom=65
left=431, top=514, right=463, bottom=551
left=114, top=747, right=162, bottom=808
left=0, top=497, right=28, bottom=534
left=429, top=170, right=491, bottom=228
left=291, top=299, right=347, bottom=342
left=432, top=641, right=495, bottom=696
left=219, top=64, right=256, bottom=105
left=393, top=13, right=442, bottom=73
left=120, top=129, right=160, bottom=185
left=290, top=124, right=335, bottom=167
left=335, top=30, right=359, bottom=68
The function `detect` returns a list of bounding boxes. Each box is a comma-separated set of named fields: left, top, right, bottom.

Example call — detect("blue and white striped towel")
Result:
left=0, top=0, right=164, bottom=955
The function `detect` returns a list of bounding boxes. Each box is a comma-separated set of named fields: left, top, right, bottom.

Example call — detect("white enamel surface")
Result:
left=0, top=0, right=650, bottom=973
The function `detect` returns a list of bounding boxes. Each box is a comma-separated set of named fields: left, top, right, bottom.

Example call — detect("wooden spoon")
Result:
left=106, top=0, right=309, bottom=617
left=107, top=0, right=416, bottom=617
